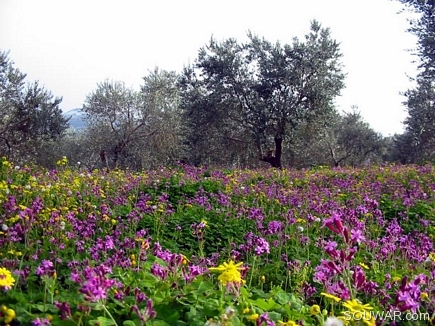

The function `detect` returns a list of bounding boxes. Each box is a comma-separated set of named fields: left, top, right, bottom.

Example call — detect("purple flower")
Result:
left=267, top=220, right=283, bottom=235
left=150, top=263, right=168, bottom=280
left=350, top=229, right=365, bottom=244
left=323, top=212, right=345, bottom=235
left=254, top=237, right=270, bottom=256
left=32, top=318, right=51, bottom=325
left=324, top=240, right=338, bottom=251
left=36, top=260, right=55, bottom=277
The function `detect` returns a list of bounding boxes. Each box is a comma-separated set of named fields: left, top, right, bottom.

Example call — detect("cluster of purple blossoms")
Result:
left=395, top=274, right=427, bottom=313
left=265, top=220, right=284, bottom=235
left=31, top=317, right=51, bottom=325
left=70, top=264, right=121, bottom=302
left=54, top=301, right=72, bottom=320
left=36, top=260, right=56, bottom=277
left=254, top=237, right=270, bottom=256
left=150, top=243, right=206, bottom=282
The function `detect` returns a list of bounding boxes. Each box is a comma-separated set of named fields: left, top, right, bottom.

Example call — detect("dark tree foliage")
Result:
left=394, top=0, right=435, bottom=162
left=179, top=21, right=345, bottom=168
left=326, top=109, right=386, bottom=167
left=0, top=50, right=69, bottom=163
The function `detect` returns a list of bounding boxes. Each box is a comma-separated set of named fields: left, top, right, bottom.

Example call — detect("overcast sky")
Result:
left=1, top=0, right=420, bottom=136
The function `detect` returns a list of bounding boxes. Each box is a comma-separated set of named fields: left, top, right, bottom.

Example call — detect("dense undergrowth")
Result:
left=0, top=157, right=435, bottom=325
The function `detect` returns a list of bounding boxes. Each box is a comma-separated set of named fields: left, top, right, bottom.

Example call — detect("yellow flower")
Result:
left=247, top=313, right=259, bottom=322
left=310, top=304, right=321, bottom=316
left=181, top=254, right=189, bottom=265
left=56, top=156, right=68, bottom=166
left=321, top=292, right=341, bottom=302
left=420, top=292, right=429, bottom=300
left=0, top=267, right=15, bottom=289
left=278, top=321, right=297, bottom=326
left=359, top=262, right=369, bottom=270
left=209, top=260, right=244, bottom=285
left=362, top=315, right=375, bottom=326
left=342, top=299, right=373, bottom=312
left=3, top=308, right=16, bottom=323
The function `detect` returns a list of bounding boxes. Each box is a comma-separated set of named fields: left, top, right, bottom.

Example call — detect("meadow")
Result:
left=0, top=156, right=434, bottom=326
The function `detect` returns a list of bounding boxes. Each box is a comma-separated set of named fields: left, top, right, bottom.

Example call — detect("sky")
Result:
left=0, top=0, right=420, bottom=136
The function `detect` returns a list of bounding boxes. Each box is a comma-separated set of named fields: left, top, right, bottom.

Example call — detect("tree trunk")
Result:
left=99, top=150, right=110, bottom=172
left=259, top=136, right=283, bottom=168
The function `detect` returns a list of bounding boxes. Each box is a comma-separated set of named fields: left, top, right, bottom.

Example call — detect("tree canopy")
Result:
left=393, top=0, right=435, bottom=162
left=0, top=50, right=69, bottom=163
left=81, top=69, right=185, bottom=170
left=179, top=21, right=345, bottom=168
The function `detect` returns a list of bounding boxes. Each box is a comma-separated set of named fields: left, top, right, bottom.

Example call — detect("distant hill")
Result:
left=63, top=108, right=87, bottom=130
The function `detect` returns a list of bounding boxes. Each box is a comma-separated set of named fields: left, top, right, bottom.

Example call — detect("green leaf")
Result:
left=240, top=287, right=250, bottom=298
left=88, top=317, right=117, bottom=326
left=197, top=281, right=214, bottom=293
left=265, top=311, right=282, bottom=321
left=123, top=321, right=137, bottom=326
left=154, top=304, right=180, bottom=323
left=138, top=274, right=159, bottom=288
left=150, top=320, right=172, bottom=326
left=275, top=291, right=291, bottom=305
left=251, top=298, right=280, bottom=311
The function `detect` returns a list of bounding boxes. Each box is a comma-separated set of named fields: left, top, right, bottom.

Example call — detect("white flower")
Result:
left=60, top=221, right=66, bottom=230
left=325, top=316, right=344, bottom=326
left=25, top=185, right=31, bottom=190
left=240, top=186, right=245, bottom=190
left=296, top=226, right=304, bottom=232
left=223, top=306, right=235, bottom=318
left=14, top=165, right=20, bottom=170
left=77, top=161, right=81, bottom=165
left=314, top=217, right=321, bottom=223
left=1, top=224, right=8, bottom=231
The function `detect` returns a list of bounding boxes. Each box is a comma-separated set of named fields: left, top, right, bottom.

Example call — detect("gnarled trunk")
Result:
left=259, top=136, right=283, bottom=168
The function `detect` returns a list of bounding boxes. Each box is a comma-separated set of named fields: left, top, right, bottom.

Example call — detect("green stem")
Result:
left=102, top=304, right=119, bottom=326
left=248, top=257, right=256, bottom=288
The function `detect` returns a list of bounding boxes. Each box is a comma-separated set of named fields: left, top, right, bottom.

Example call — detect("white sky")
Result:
left=0, top=0, right=420, bottom=136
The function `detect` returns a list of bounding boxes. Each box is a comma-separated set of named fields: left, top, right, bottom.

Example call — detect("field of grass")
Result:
left=0, top=156, right=434, bottom=325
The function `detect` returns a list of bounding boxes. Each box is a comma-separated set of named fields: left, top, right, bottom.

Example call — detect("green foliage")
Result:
left=0, top=50, right=69, bottom=164
left=80, top=69, right=185, bottom=170
left=179, top=21, right=345, bottom=167
left=393, top=1, right=435, bottom=163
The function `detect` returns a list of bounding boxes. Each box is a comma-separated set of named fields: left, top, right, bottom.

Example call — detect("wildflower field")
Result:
left=1, top=157, right=435, bottom=326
